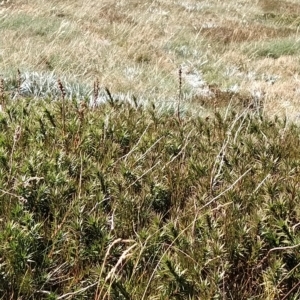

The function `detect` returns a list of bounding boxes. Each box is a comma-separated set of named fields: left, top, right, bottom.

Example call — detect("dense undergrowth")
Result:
left=1, top=92, right=300, bottom=299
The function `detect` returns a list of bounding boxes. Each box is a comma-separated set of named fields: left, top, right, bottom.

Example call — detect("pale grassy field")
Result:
left=1, top=0, right=300, bottom=118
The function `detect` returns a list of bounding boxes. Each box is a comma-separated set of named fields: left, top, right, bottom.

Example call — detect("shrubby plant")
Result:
left=0, top=81, right=300, bottom=299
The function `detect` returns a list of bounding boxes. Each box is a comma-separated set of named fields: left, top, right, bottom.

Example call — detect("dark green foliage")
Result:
left=1, top=96, right=300, bottom=299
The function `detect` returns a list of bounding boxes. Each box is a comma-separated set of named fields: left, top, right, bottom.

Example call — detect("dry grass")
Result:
left=260, top=0, right=300, bottom=15
left=200, top=21, right=295, bottom=44
left=1, top=0, right=300, bottom=119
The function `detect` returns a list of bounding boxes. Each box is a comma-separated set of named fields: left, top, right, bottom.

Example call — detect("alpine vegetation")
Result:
left=0, top=80, right=300, bottom=299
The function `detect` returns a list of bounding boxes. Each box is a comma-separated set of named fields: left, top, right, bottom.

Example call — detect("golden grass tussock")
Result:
left=98, top=5, right=136, bottom=25
left=260, top=0, right=300, bottom=15
left=200, top=21, right=296, bottom=44
left=253, top=56, right=300, bottom=77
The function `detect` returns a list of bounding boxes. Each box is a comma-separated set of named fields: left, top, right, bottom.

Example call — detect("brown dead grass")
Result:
left=253, top=56, right=300, bottom=77
left=191, top=87, right=253, bottom=111
left=260, top=0, right=300, bottom=15
left=199, top=21, right=295, bottom=44
left=98, top=5, right=136, bottom=25
left=241, top=78, right=300, bottom=120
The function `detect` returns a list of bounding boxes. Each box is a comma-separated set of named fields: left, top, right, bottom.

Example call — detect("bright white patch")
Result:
left=181, top=64, right=214, bottom=98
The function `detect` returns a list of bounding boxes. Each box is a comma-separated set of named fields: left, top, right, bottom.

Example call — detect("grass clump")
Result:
left=0, top=90, right=300, bottom=299
left=246, top=38, right=300, bottom=59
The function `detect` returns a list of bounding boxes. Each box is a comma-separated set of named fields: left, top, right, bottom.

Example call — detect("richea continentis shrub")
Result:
left=1, top=81, right=300, bottom=299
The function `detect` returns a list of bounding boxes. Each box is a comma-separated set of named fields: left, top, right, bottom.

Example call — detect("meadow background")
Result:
left=1, top=0, right=300, bottom=299
left=1, top=0, right=300, bottom=118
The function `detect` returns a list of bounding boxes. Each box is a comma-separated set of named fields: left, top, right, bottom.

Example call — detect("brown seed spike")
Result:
left=58, top=79, right=66, bottom=136
left=0, top=78, right=5, bottom=111
left=178, top=65, right=182, bottom=96
left=177, top=65, right=182, bottom=122
left=93, top=78, right=99, bottom=108
left=17, top=69, right=21, bottom=95
left=57, top=79, right=66, bottom=100
left=0, top=78, right=4, bottom=98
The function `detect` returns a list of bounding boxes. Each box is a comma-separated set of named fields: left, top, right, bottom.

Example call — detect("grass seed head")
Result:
left=57, top=78, right=66, bottom=100
left=17, top=69, right=21, bottom=95
left=93, top=78, right=99, bottom=107
left=0, top=78, right=5, bottom=109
